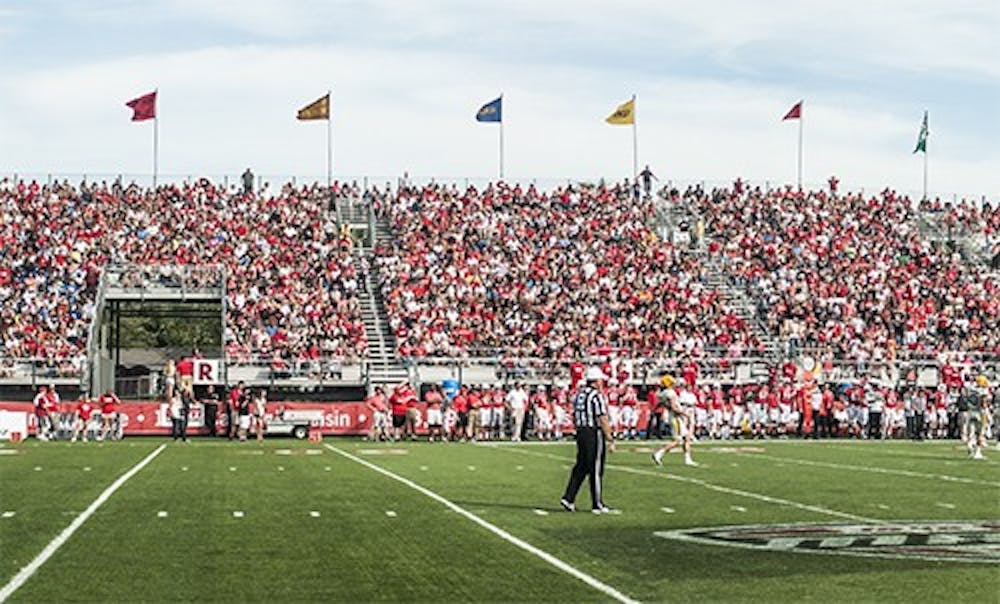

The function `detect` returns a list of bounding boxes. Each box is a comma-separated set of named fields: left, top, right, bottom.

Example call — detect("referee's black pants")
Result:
left=562, top=427, right=606, bottom=510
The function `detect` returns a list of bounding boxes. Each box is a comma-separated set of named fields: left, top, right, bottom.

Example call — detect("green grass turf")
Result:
left=1, top=438, right=998, bottom=603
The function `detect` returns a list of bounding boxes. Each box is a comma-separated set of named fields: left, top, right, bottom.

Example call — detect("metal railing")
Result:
left=0, top=357, right=87, bottom=385
left=104, top=264, right=225, bottom=294
left=3, top=172, right=994, bottom=206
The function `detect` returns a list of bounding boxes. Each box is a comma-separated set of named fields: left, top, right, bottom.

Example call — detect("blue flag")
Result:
left=476, top=96, right=502, bottom=122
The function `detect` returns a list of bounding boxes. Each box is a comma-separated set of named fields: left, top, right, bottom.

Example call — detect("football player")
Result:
left=652, top=375, right=697, bottom=467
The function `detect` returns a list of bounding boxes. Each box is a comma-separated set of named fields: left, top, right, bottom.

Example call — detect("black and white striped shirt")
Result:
left=573, top=386, right=608, bottom=429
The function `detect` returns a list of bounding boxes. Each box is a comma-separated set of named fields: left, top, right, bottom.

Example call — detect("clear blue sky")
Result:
left=0, top=0, right=997, bottom=199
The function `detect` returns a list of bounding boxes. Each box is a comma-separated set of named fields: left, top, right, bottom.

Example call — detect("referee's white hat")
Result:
left=585, top=367, right=607, bottom=382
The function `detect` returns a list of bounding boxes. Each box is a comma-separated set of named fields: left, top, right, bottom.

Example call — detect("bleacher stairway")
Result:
left=335, top=195, right=409, bottom=389
left=652, top=194, right=780, bottom=360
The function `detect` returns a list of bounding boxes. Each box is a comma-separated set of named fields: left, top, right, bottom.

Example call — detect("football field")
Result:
left=1, top=438, right=997, bottom=603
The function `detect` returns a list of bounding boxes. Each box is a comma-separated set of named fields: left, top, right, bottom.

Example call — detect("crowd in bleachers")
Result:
left=2, top=174, right=997, bottom=379
left=372, top=182, right=762, bottom=359
left=0, top=177, right=367, bottom=369
left=676, top=184, right=1000, bottom=362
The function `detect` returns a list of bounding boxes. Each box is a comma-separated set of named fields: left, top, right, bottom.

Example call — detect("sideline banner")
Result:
left=0, top=401, right=653, bottom=437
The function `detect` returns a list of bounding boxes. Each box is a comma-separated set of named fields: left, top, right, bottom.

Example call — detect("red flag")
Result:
left=126, top=91, right=157, bottom=121
left=782, top=100, right=802, bottom=121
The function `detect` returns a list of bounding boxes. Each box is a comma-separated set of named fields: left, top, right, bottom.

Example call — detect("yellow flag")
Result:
left=605, top=98, right=634, bottom=125
left=297, top=94, right=330, bottom=120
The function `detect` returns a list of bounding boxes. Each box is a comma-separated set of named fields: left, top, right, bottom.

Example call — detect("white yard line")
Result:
left=324, top=444, right=640, bottom=604
left=494, top=446, right=879, bottom=524
left=0, top=444, right=166, bottom=603
left=737, top=452, right=1000, bottom=487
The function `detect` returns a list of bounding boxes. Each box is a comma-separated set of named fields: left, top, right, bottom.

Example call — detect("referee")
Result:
left=561, top=368, right=616, bottom=514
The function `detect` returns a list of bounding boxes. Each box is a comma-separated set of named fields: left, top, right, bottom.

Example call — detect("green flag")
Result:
left=913, top=110, right=928, bottom=154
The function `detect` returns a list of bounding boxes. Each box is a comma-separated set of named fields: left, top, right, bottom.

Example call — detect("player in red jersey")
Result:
left=425, top=385, right=444, bottom=442
left=33, top=386, right=53, bottom=441
left=619, top=385, right=639, bottom=440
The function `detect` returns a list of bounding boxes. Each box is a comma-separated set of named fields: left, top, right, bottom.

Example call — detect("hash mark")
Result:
left=232, top=511, right=244, bottom=518
left=157, top=511, right=168, bottom=518
left=385, top=510, right=397, bottom=517
left=661, top=507, right=675, bottom=513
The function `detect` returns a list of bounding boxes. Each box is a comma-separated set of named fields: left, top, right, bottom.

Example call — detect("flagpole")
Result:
left=923, top=142, right=928, bottom=202
left=631, top=94, right=638, bottom=183
left=499, top=100, right=505, bottom=180
left=326, top=89, right=332, bottom=187
left=153, top=88, right=159, bottom=188
left=797, top=106, right=803, bottom=189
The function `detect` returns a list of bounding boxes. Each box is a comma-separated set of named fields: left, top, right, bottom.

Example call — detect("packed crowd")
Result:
left=680, top=184, right=1000, bottom=362
left=0, top=177, right=367, bottom=367
left=373, top=182, right=762, bottom=359
left=3, top=175, right=996, bottom=374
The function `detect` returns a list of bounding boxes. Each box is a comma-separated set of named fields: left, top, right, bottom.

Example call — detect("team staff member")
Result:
left=560, top=368, right=615, bottom=514
left=389, top=384, right=409, bottom=442
left=202, top=385, right=220, bottom=437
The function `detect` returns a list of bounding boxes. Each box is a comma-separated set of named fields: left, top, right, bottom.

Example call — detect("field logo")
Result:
left=655, top=522, right=1000, bottom=563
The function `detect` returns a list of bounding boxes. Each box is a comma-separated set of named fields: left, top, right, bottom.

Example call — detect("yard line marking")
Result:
left=661, top=507, right=675, bottom=513
left=936, top=502, right=956, bottom=509
left=325, top=444, right=640, bottom=604
left=533, top=509, right=549, bottom=516
left=232, top=511, right=244, bottom=518
left=740, top=452, right=1000, bottom=487
left=157, top=511, right=168, bottom=518
left=495, top=447, right=878, bottom=524
left=0, top=444, right=166, bottom=603
left=310, top=511, right=321, bottom=518
left=730, top=505, right=747, bottom=512
left=385, top=510, right=397, bottom=517
left=1, top=512, right=15, bottom=518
